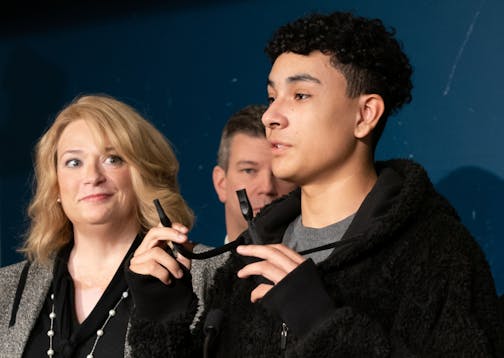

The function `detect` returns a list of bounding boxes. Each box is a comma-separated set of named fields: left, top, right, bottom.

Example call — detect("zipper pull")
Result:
left=280, top=322, right=288, bottom=350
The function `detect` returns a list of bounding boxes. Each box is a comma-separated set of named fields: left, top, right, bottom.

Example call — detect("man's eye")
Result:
left=267, top=96, right=275, bottom=104
left=295, top=93, right=310, bottom=100
left=241, top=168, right=256, bottom=174
left=64, top=159, right=81, bottom=168
left=104, top=155, right=124, bottom=166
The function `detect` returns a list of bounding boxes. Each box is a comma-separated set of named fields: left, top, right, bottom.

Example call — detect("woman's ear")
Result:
left=354, top=94, right=385, bottom=139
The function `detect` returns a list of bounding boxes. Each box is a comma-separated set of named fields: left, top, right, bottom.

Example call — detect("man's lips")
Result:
left=270, top=141, right=291, bottom=152
left=252, top=200, right=274, bottom=214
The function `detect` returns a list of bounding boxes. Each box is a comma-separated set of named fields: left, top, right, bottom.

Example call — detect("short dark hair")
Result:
left=264, top=11, right=413, bottom=149
left=217, top=104, right=267, bottom=171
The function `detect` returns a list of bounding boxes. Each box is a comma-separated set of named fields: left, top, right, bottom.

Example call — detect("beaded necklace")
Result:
left=46, top=289, right=129, bottom=357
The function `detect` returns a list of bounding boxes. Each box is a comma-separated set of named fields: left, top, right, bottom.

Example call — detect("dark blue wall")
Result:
left=1, top=0, right=502, bottom=294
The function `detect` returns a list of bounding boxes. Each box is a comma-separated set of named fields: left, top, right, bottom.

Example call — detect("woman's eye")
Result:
left=104, top=155, right=124, bottom=166
left=64, top=159, right=81, bottom=168
left=267, top=96, right=275, bottom=104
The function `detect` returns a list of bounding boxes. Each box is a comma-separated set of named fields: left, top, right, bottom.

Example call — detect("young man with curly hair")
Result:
left=128, top=11, right=503, bottom=357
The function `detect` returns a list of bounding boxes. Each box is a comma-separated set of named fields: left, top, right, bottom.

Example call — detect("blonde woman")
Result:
left=0, top=94, right=193, bottom=357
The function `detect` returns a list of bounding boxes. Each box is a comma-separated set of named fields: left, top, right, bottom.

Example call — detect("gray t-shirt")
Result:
left=282, top=214, right=355, bottom=264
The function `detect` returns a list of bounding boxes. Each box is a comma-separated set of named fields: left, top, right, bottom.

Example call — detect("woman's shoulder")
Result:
left=0, top=261, right=30, bottom=301
left=0, top=259, right=53, bottom=287
left=0, top=260, right=28, bottom=279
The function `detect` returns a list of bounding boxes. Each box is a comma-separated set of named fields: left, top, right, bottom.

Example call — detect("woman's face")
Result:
left=56, top=119, right=138, bottom=230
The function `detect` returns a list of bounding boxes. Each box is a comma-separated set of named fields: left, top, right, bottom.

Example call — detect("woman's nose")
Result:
left=84, top=161, right=106, bottom=185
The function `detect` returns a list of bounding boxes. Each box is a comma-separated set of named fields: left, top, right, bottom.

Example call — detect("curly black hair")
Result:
left=265, top=11, right=413, bottom=147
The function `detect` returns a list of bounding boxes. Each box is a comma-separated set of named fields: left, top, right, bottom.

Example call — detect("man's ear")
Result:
left=354, top=94, right=385, bottom=139
left=212, top=165, right=228, bottom=203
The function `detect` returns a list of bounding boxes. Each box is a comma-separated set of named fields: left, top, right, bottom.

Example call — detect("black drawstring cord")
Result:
left=154, top=190, right=354, bottom=261
left=154, top=198, right=244, bottom=260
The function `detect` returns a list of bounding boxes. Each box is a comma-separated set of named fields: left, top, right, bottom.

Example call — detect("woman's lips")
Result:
left=80, top=193, right=112, bottom=202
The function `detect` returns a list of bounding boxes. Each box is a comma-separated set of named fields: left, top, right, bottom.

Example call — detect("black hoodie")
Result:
left=128, top=159, right=503, bottom=357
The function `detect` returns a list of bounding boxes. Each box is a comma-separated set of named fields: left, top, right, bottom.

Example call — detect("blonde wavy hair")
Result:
left=21, top=94, right=194, bottom=264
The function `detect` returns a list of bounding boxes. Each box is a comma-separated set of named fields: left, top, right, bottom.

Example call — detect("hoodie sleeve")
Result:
left=125, top=260, right=202, bottom=358
left=261, top=259, right=391, bottom=357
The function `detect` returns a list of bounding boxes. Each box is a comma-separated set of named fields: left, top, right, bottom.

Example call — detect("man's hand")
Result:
left=237, top=244, right=305, bottom=302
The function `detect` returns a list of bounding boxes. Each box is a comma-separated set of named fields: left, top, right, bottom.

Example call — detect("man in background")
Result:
left=211, top=104, right=296, bottom=243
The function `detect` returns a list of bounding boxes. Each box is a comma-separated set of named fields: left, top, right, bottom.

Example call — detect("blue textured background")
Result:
left=1, top=0, right=502, bottom=294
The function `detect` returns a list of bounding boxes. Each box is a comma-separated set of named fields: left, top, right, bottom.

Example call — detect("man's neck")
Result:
left=300, top=164, right=377, bottom=228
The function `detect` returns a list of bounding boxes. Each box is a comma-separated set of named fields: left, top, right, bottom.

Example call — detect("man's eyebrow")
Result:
left=267, top=73, right=322, bottom=87
left=236, top=160, right=259, bottom=166
left=287, top=73, right=321, bottom=84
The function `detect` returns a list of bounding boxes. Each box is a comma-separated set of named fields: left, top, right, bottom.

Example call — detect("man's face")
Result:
left=213, top=133, right=296, bottom=240
left=262, top=51, right=362, bottom=187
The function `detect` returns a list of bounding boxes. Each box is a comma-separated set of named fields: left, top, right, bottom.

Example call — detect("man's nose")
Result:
left=261, top=101, right=288, bottom=130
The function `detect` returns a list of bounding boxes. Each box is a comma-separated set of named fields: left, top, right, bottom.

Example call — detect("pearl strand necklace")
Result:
left=47, top=289, right=129, bottom=357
